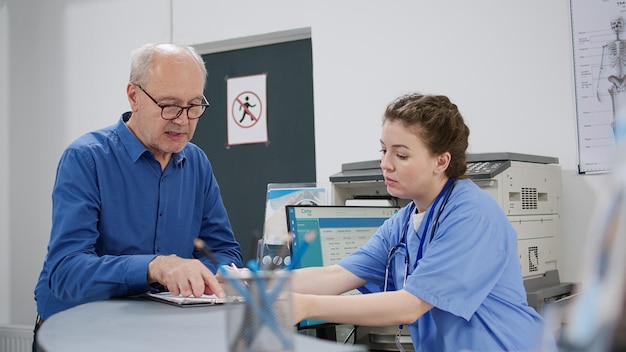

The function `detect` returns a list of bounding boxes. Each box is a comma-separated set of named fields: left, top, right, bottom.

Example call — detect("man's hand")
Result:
left=147, top=254, right=225, bottom=298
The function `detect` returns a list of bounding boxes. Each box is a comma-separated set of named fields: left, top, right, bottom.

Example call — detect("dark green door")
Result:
left=195, top=39, right=315, bottom=261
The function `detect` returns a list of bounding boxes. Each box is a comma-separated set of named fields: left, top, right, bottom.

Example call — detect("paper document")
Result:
left=145, top=292, right=228, bottom=307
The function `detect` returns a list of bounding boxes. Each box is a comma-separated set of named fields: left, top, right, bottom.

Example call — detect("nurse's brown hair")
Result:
left=383, top=93, right=470, bottom=179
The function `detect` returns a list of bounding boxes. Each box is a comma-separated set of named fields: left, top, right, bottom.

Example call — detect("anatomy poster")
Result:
left=570, top=0, right=626, bottom=173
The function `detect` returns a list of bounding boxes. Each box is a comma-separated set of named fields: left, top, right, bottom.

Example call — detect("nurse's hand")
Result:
left=215, top=264, right=251, bottom=284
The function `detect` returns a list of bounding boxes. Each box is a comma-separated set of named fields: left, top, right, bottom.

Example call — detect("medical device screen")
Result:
left=285, top=205, right=400, bottom=329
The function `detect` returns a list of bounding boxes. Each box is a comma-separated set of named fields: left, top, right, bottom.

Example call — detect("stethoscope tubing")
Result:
left=384, top=178, right=456, bottom=292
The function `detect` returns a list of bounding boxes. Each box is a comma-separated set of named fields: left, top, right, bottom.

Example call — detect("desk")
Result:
left=37, top=297, right=367, bottom=352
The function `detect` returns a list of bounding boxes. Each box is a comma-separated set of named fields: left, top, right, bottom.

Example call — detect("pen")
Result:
left=231, top=262, right=251, bottom=287
left=220, top=266, right=292, bottom=350
left=287, top=230, right=316, bottom=271
left=194, top=238, right=219, bottom=266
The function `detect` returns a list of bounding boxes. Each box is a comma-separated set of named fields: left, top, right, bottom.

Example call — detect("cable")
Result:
left=343, top=325, right=359, bottom=344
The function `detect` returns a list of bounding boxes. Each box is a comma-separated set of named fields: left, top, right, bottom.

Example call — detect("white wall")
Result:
left=3, top=0, right=610, bottom=325
left=0, top=1, right=10, bottom=325
left=5, top=0, right=171, bottom=325
left=174, top=0, right=606, bottom=284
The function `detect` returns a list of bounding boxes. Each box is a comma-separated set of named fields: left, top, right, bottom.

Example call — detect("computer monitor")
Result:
left=285, top=205, right=400, bottom=330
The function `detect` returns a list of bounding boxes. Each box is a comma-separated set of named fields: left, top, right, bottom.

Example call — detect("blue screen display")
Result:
left=285, top=205, right=399, bottom=329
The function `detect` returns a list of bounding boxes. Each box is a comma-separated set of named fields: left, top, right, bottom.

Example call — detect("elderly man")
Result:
left=33, top=43, right=242, bottom=350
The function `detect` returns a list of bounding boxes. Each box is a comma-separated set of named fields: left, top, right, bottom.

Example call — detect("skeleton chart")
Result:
left=570, top=0, right=626, bottom=173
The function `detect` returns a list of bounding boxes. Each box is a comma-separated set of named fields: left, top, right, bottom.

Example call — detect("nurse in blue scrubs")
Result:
left=291, top=93, right=548, bottom=351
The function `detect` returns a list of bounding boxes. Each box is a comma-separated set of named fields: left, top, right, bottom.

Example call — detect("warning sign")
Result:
left=226, top=74, right=268, bottom=145
left=232, top=91, right=262, bottom=128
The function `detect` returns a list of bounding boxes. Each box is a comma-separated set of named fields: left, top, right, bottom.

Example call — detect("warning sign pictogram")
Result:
left=232, top=91, right=262, bottom=128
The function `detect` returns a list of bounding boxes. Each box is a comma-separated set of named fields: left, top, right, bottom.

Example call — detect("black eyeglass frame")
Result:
left=135, top=84, right=210, bottom=120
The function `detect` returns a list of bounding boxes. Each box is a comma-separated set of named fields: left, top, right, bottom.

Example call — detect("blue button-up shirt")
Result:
left=35, top=112, right=243, bottom=319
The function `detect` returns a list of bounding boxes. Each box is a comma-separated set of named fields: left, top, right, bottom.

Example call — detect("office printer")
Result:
left=329, top=152, right=575, bottom=312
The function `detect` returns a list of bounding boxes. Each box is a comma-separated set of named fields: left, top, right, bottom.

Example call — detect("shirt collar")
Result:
left=116, top=112, right=186, bottom=166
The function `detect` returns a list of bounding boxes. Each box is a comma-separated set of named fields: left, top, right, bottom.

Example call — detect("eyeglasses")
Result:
left=136, top=84, right=210, bottom=120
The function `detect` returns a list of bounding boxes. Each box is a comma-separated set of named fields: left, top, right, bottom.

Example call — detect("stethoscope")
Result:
left=383, top=178, right=456, bottom=292
left=383, top=178, right=456, bottom=352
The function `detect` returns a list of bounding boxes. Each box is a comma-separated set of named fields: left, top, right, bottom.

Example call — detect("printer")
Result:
left=329, top=152, right=575, bottom=312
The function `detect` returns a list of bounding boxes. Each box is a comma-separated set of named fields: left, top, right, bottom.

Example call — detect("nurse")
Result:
left=290, top=93, right=547, bottom=351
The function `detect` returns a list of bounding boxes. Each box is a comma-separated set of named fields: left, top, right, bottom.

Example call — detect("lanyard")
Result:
left=408, top=178, right=456, bottom=268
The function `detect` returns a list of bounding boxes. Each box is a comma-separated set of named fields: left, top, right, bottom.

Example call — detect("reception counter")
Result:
left=37, top=297, right=367, bottom=352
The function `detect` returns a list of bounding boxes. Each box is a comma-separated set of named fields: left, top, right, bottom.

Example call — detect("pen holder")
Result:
left=256, top=239, right=291, bottom=270
left=224, top=269, right=294, bottom=352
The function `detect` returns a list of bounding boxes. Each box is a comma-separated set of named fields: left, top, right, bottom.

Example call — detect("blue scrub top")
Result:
left=338, top=179, right=548, bottom=351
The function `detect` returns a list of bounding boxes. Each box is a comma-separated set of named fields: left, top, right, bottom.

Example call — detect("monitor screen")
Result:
left=285, top=205, right=400, bottom=329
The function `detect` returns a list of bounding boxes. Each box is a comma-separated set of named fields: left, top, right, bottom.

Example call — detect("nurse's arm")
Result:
left=291, top=264, right=366, bottom=295
left=291, top=290, right=432, bottom=327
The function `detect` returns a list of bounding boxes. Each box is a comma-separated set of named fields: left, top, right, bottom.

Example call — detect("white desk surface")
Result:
left=37, top=297, right=367, bottom=352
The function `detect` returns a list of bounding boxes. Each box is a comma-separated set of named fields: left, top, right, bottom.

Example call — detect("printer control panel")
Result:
left=465, top=160, right=511, bottom=179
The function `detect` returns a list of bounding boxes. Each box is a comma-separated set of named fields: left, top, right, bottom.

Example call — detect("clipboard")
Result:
left=145, top=292, right=228, bottom=307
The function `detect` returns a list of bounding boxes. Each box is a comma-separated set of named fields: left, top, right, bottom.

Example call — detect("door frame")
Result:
left=193, top=27, right=311, bottom=55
